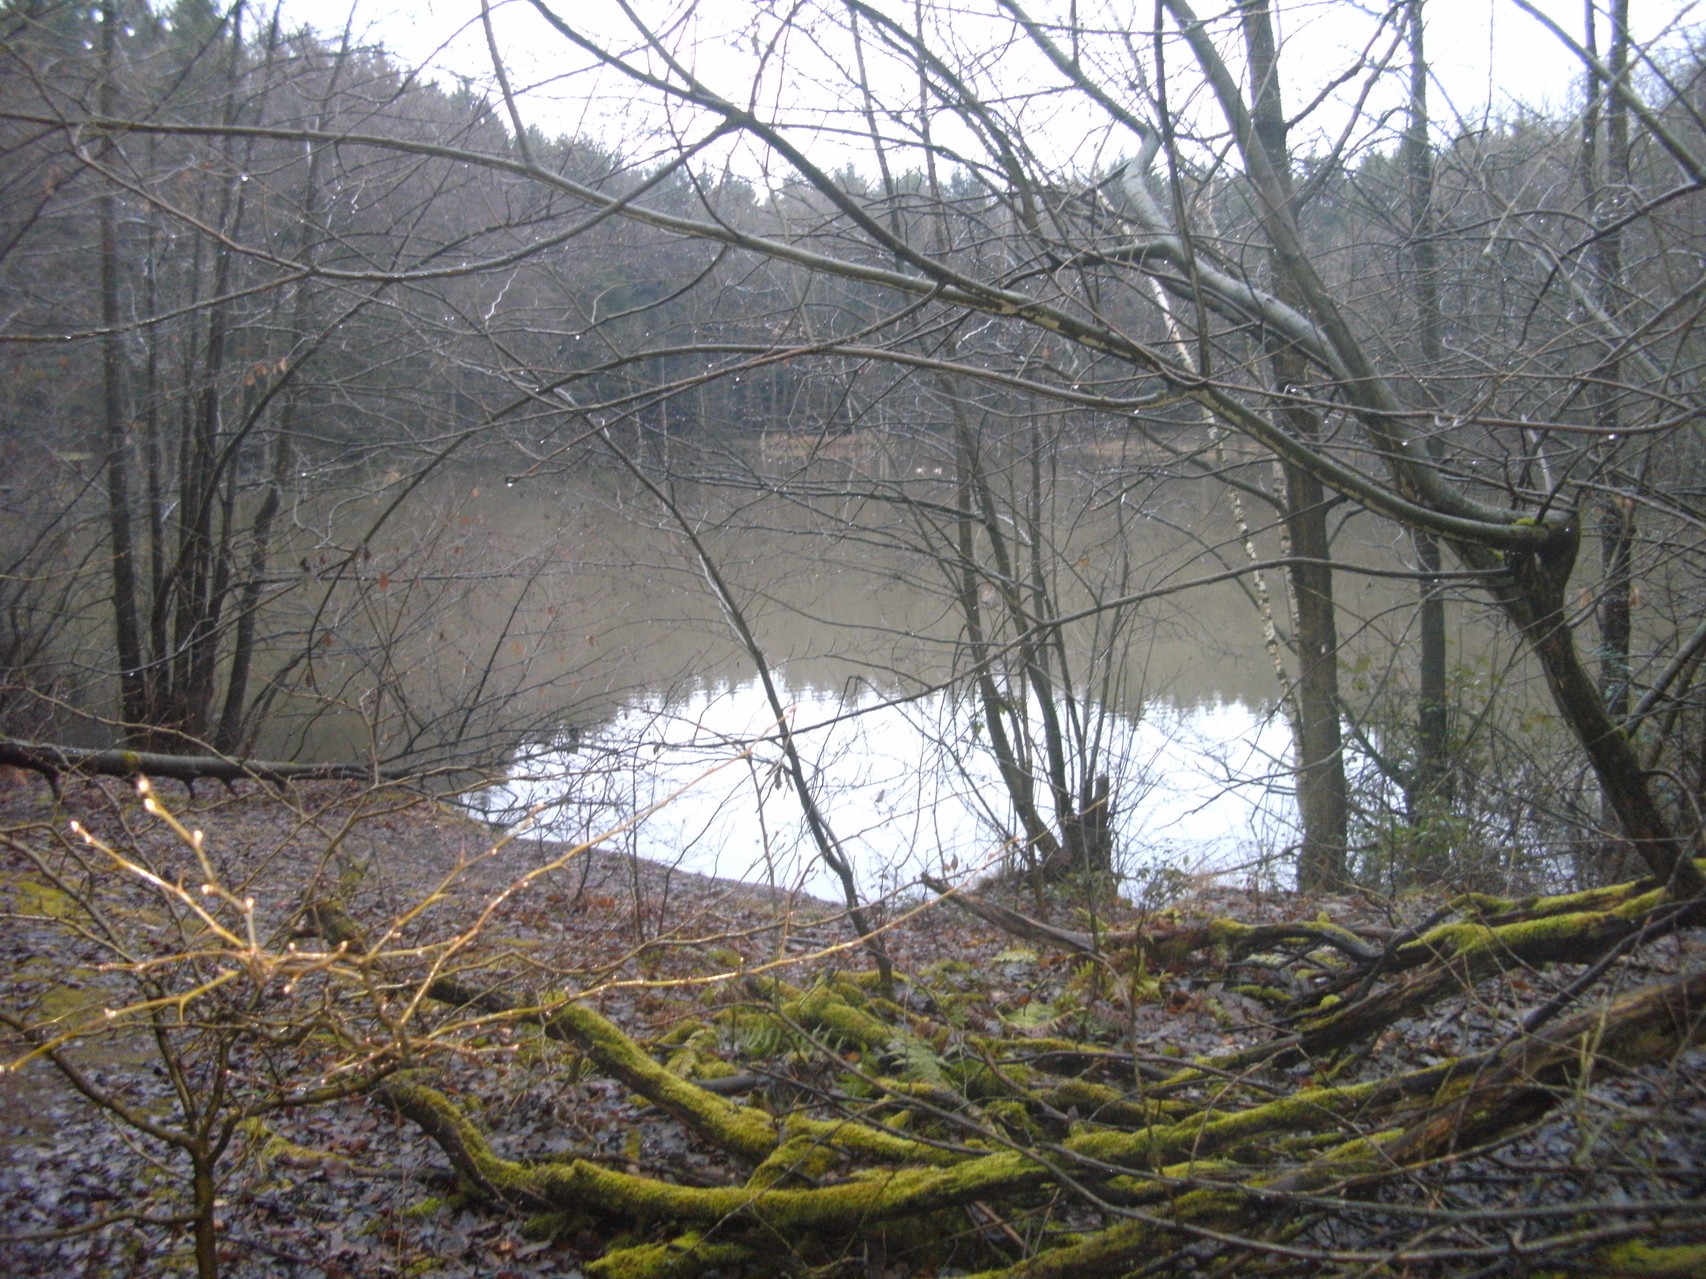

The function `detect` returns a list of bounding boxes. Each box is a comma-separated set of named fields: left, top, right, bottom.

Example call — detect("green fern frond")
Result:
left=886, top=1027, right=949, bottom=1087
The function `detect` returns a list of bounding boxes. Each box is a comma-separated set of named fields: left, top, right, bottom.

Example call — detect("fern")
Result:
left=885, top=1028, right=949, bottom=1087
left=719, top=1008, right=789, bottom=1058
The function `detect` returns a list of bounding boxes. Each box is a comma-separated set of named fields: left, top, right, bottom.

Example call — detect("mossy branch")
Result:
left=328, top=868, right=1706, bottom=1276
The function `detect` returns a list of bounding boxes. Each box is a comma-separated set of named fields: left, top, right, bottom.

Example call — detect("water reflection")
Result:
left=472, top=679, right=1299, bottom=899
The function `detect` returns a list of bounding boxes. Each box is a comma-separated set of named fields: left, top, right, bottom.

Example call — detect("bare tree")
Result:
left=5, top=5, right=1706, bottom=1277
left=0, top=1, right=615, bottom=768
left=450, top=0, right=1700, bottom=891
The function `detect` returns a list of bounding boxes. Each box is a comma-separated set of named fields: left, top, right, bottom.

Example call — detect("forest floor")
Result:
left=0, top=775, right=1702, bottom=1278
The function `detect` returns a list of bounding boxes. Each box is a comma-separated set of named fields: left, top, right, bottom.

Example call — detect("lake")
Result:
left=45, top=438, right=1472, bottom=898
left=440, top=442, right=1456, bottom=898
left=469, top=677, right=1302, bottom=899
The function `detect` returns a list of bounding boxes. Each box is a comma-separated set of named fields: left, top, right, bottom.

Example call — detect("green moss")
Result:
left=866, top=995, right=916, bottom=1026
left=520, top=1209, right=589, bottom=1240
left=1067, top=1076, right=1384, bottom=1172
left=740, top=975, right=801, bottom=1001
left=1206, top=918, right=1253, bottom=944
left=788, top=1112, right=965, bottom=1168
left=828, top=973, right=872, bottom=1005
left=547, top=1002, right=779, bottom=1161
left=1489, top=910, right=1607, bottom=945
left=714, top=1005, right=785, bottom=1048
left=746, top=1129, right=842, bottom=1189
left=1454, top=862, right=1705, bottom=923
left=1040, top=1078, right=1169, bottom=1128
left=1230, top=984, right=1293, bottom=1006
left=981, top=1098, right=1040, bottom=1138
left=1566, top=1241, right=1706, bottom=1277
left=1612, top=886, right=1668, bottom=918
left=974, top=1034, right=1065, bottom=1057
left=953, top=1054, right=1034, bottom=1094
left=1451, top=891, right=1519, bottom=916
left=663, top=1025, right=737, bottom=1082
left=238, top=1117, right=350, bottom=1177
left=587, top=1231, right=757, bottom=1279
left=1401, top=904, right=1639, bottom=968
left=0, top=871, right=78, bottom=919
left=1404, top=918, right=1496, bottom=959
left=1102, top=1156, right=1240, bottom=1203
left=394, top=949, right=1699, bottom=1279
left=924, top=959, right=974, bottom=978
left=839, top=967, right=899, bottom=992
left=386, top=1077, right=1032, bottom=1229
left=785, top=983, right=894, bottom=1053
left=14, top=955, right=105, bottom=1028
left=400, top=1196, right=450, bottom=1220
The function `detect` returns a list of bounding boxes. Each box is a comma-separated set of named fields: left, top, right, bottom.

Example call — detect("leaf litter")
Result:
left=0, top=775, right=1702, bottom=1277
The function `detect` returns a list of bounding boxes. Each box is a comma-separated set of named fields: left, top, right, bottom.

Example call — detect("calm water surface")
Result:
left=402, top=461, right=1449, bottom=897
left=472, top=678, right=1301, bottom=899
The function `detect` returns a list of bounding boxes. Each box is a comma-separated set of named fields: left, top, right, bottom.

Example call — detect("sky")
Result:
left=270, top=0, right=1702, bottom=181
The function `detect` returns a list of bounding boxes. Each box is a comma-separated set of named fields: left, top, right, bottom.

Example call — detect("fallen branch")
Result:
left=0, top=735, right=422, bottom=790
left=922, top=875, right=1385, bottom=963
left=374, top=952, right=1706, bottom=1278
left=937, top=966, right=1706, bottom=1279
left=297, top=867, right=1706, bottom=1278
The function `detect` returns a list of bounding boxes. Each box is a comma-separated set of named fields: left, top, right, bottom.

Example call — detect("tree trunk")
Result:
left=99, top=0, right=146, bottom=738
left=1282, top=466, right=1348, bottom=890
left=0, top=736, right=410, bottom=785
left=1241, top=0, right=1347, bottom=889
left=948, top=394, right=1060, bottom=872
left=1403, top=0, right=1452, bottom=870
left=218, top=36, right=332, bottom=751
left=1585, top=0, right=1637, bottom=724
left=1490, top=533, right=1704, bottom=894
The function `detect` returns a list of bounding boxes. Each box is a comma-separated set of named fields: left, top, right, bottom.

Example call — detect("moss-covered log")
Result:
left=923, top=875, right=1386, bottom=964
left=930, top=866, right=1706, bottom=985
left=383, top=957, right=1706, bottom=1275
left=1286, top=896, right=1701, bottom=1058
left=957, top=966, right=1706, bottom=1279
left=323, top=874, right=1706, bottom=1278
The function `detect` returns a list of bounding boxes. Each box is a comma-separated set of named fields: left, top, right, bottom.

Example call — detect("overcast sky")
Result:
left=272, top=0, right=1701, bottom=180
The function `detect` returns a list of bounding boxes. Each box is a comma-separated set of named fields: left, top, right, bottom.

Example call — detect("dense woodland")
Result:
left=3, top=0, right=1706, bottom=1275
